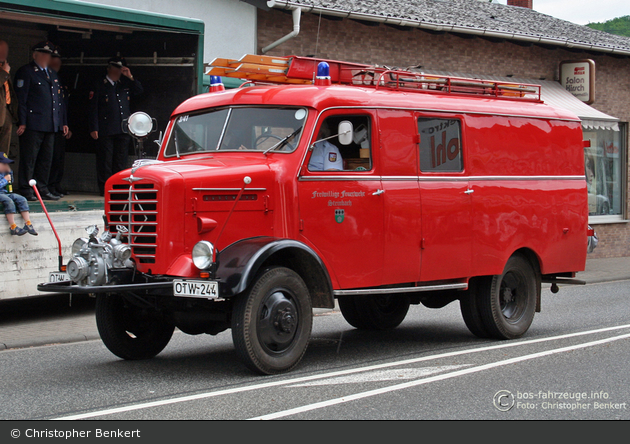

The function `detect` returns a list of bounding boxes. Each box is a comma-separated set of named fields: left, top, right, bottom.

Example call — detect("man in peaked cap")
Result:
left=48, top=46, right=71, bottom=197
left=88, top=56, right=143, bottom=196
left=14, top=41, right=68, bottom=201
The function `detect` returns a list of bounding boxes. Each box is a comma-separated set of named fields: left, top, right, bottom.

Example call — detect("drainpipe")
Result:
left=262, top=2, right=301, bottom=54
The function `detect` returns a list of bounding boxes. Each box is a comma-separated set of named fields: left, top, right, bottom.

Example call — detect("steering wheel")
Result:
left=254, top=134, right=295, bottom=151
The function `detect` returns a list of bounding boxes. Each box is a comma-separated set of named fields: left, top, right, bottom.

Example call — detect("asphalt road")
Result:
left=1, top=281, right=629, bottom=420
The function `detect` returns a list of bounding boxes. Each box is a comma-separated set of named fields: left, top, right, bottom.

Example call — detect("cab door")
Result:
left=297, top=111, right=384, bottom=290
left=416, top=113, right=472, bottom=281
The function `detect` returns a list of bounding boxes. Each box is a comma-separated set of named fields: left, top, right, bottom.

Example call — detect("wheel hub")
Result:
left=258, top=291, right=299, bottom=353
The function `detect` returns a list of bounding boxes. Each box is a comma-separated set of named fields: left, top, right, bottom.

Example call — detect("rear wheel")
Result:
left=478, top=255, right=538, bottom=339
left=96, top=294, right=175, bottom=360
left=338, top=295, right=410, bottom=330
left=231, top=267, right=312, bottom=375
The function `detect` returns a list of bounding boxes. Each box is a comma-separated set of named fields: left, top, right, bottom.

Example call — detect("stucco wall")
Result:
left=85, top=0, right=257, bottom=62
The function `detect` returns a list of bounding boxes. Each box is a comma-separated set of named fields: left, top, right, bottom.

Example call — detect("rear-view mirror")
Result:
left=338, top=121, right=353, bottom=146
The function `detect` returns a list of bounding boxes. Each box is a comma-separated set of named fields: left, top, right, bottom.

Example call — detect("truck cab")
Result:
left=39, top=55, right=589, bottom=375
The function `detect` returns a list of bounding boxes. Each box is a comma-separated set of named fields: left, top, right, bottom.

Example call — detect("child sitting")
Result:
left=0, top=152, right=37, bottom=236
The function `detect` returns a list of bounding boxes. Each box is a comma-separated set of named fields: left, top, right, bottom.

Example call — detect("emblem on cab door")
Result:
left=335, top=209, right=345, bottom=224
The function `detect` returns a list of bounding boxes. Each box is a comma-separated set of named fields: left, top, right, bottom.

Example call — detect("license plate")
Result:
left=49, top=272, right=70, bottom=283
left=173, top=280, right=219, bottom=299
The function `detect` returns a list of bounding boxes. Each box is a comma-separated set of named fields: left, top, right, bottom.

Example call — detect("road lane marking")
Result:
left=286, top=365, right=470, bottom=387
left=52, top=323, right=630, bottom=420
left=250, top=332, right=630, bottom=420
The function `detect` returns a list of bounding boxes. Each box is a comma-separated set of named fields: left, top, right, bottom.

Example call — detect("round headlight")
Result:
left=71, top=238, right=88, bottom=256
left=192, top=241, right=215, bottom=270
left=127, top=111, right=153, bottom=138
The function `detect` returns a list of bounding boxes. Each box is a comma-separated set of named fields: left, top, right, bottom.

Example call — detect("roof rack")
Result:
left=206, top=54, right=542, bottom=102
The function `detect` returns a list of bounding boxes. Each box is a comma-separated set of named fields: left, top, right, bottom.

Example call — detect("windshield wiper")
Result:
left=263, top=126, right=302, bottom=156
left=174, top=131, right=180, bottom=158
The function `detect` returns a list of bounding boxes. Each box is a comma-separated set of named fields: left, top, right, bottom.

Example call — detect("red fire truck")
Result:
left=39, top=55, right=589, bottom=374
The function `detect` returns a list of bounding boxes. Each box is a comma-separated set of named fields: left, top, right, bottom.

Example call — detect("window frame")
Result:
left=416, top=113, right=466, bottom=175
left=587, top=122, right=629, bottom=225
left=302, top=111, right=378, bottom=175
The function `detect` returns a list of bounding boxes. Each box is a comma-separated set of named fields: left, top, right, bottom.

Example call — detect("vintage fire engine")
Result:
left=39, top=55, right=590, bottom=374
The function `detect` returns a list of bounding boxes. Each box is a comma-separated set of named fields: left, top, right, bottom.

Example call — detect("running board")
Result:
left=334, top=282, right=468, bottom=297
left=541, top=278, right=586, bottom=286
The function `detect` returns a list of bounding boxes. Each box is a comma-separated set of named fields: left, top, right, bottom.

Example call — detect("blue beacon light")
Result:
left=210, top=75, right=225, bottom=92
left=315, top=61, right=332, bottom=86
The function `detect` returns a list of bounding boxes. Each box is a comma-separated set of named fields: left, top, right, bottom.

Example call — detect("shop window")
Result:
left=583, top=124, right=626, bottom=218
left=418, top=118, right=463, bottom=172
left=308, top=115, right=372, bottom=172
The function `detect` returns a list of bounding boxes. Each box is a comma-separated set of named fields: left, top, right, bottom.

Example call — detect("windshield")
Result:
left=164, top=107, right=308, bottom=157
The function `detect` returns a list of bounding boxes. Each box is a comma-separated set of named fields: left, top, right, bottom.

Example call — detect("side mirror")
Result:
left=338, top=121, right=353, bottom=146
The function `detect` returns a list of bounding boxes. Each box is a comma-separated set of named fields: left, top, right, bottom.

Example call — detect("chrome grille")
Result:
left=108, top=183, right=159, bottom=264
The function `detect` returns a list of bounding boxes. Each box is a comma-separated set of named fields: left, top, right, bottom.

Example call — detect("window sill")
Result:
left=589, top=215, right=629, bottom=225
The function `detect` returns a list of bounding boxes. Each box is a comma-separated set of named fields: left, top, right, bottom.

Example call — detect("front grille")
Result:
left=108, top=183, right=159, bottom=264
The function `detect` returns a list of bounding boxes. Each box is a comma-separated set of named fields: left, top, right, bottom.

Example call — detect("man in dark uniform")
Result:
left=48, top=47, right=71, bottom=197
left=14, top=41, right=68, bottom=201
left=88, top=56, right=143, bottom=196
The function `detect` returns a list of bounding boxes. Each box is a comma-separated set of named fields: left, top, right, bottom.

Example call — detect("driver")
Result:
left=308, top=122, right=343, bottom=171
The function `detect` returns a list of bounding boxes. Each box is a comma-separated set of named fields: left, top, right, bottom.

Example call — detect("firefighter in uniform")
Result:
left=88, top=56, right=143, bottom=196
left=48, top=47, right=71, bottom=197
left=14, top=41, right=67, bottom=201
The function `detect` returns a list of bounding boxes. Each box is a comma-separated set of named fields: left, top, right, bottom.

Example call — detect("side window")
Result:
left=418, top=118, right=463, bottom=172
left=308, top=115, right=372, bottom=172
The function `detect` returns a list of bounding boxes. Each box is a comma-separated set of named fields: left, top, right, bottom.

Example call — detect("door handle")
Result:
left=372, top=189, right=385, bottom=196
left=464, top=189, right=474, bottom=195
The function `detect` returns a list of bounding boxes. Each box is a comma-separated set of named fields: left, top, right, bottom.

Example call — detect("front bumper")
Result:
left=37, top=281, right=174, bottom=294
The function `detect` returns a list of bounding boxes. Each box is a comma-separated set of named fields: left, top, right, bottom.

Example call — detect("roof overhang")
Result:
left=424, top=70, right=619, bottom=131
left=266, top=0, right=630, bottom=57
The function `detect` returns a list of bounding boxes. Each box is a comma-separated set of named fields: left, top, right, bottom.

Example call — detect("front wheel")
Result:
left=96, top=294, right=175, bottom=360
left=231, top=267, right=312, bottom=375
left=478, top=255, right=538, bottom=339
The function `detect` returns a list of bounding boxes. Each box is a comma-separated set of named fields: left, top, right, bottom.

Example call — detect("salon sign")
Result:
left=560, top=60, right=595, bottom=104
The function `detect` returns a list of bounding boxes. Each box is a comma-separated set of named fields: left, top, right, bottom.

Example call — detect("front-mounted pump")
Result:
left=66, top=224, right=134, bottom=287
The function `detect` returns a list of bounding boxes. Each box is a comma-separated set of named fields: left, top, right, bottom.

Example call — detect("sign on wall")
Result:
left=560, top=60, right=596, bottom=104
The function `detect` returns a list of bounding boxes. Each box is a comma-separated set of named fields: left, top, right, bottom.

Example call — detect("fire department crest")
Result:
left=328, top=152, right=337, bottom=162
left=335, top=209, right=345, bottom=223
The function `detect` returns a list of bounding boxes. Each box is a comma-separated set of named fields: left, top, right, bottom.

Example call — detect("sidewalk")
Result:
left=1, top=256, right=629, bottom=351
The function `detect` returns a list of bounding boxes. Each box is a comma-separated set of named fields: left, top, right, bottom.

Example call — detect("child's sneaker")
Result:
left=10, top=225, right=27, bottom=236
left=24, top=224, right=38, bottom=236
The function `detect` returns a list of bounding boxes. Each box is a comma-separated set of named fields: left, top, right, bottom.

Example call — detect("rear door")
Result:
left=416, top=113, right=472, bottom=281
left=377, top=109, right=422, bottom=285
left=297, top=110, right=384, bottom=289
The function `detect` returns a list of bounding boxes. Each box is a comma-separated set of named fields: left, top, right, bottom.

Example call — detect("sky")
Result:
left=491, top=0, right=630, bottom=25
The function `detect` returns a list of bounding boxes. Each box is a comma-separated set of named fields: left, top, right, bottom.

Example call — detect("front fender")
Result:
left=216, top=237, right=334, bottom=308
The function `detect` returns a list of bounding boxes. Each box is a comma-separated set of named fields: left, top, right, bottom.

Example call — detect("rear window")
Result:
left=418, top=118, right=463, bottom=172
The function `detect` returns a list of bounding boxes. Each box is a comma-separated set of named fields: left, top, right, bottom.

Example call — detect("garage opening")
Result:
left=0, top=0, right=204, bottom=198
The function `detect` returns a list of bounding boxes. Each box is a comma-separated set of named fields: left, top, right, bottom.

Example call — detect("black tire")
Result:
left=338, top=295, right=410, bottom=330
left=95, top=294, right=175, bottom=360
left=478, top=255, right=538, bottom=339
left=231, top=267, right=312, bottom=375
left=459, top=278, right=491, bottom=339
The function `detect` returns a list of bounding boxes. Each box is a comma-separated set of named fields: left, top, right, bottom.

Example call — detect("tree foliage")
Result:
left=587, top=15, right=630, bottom=38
